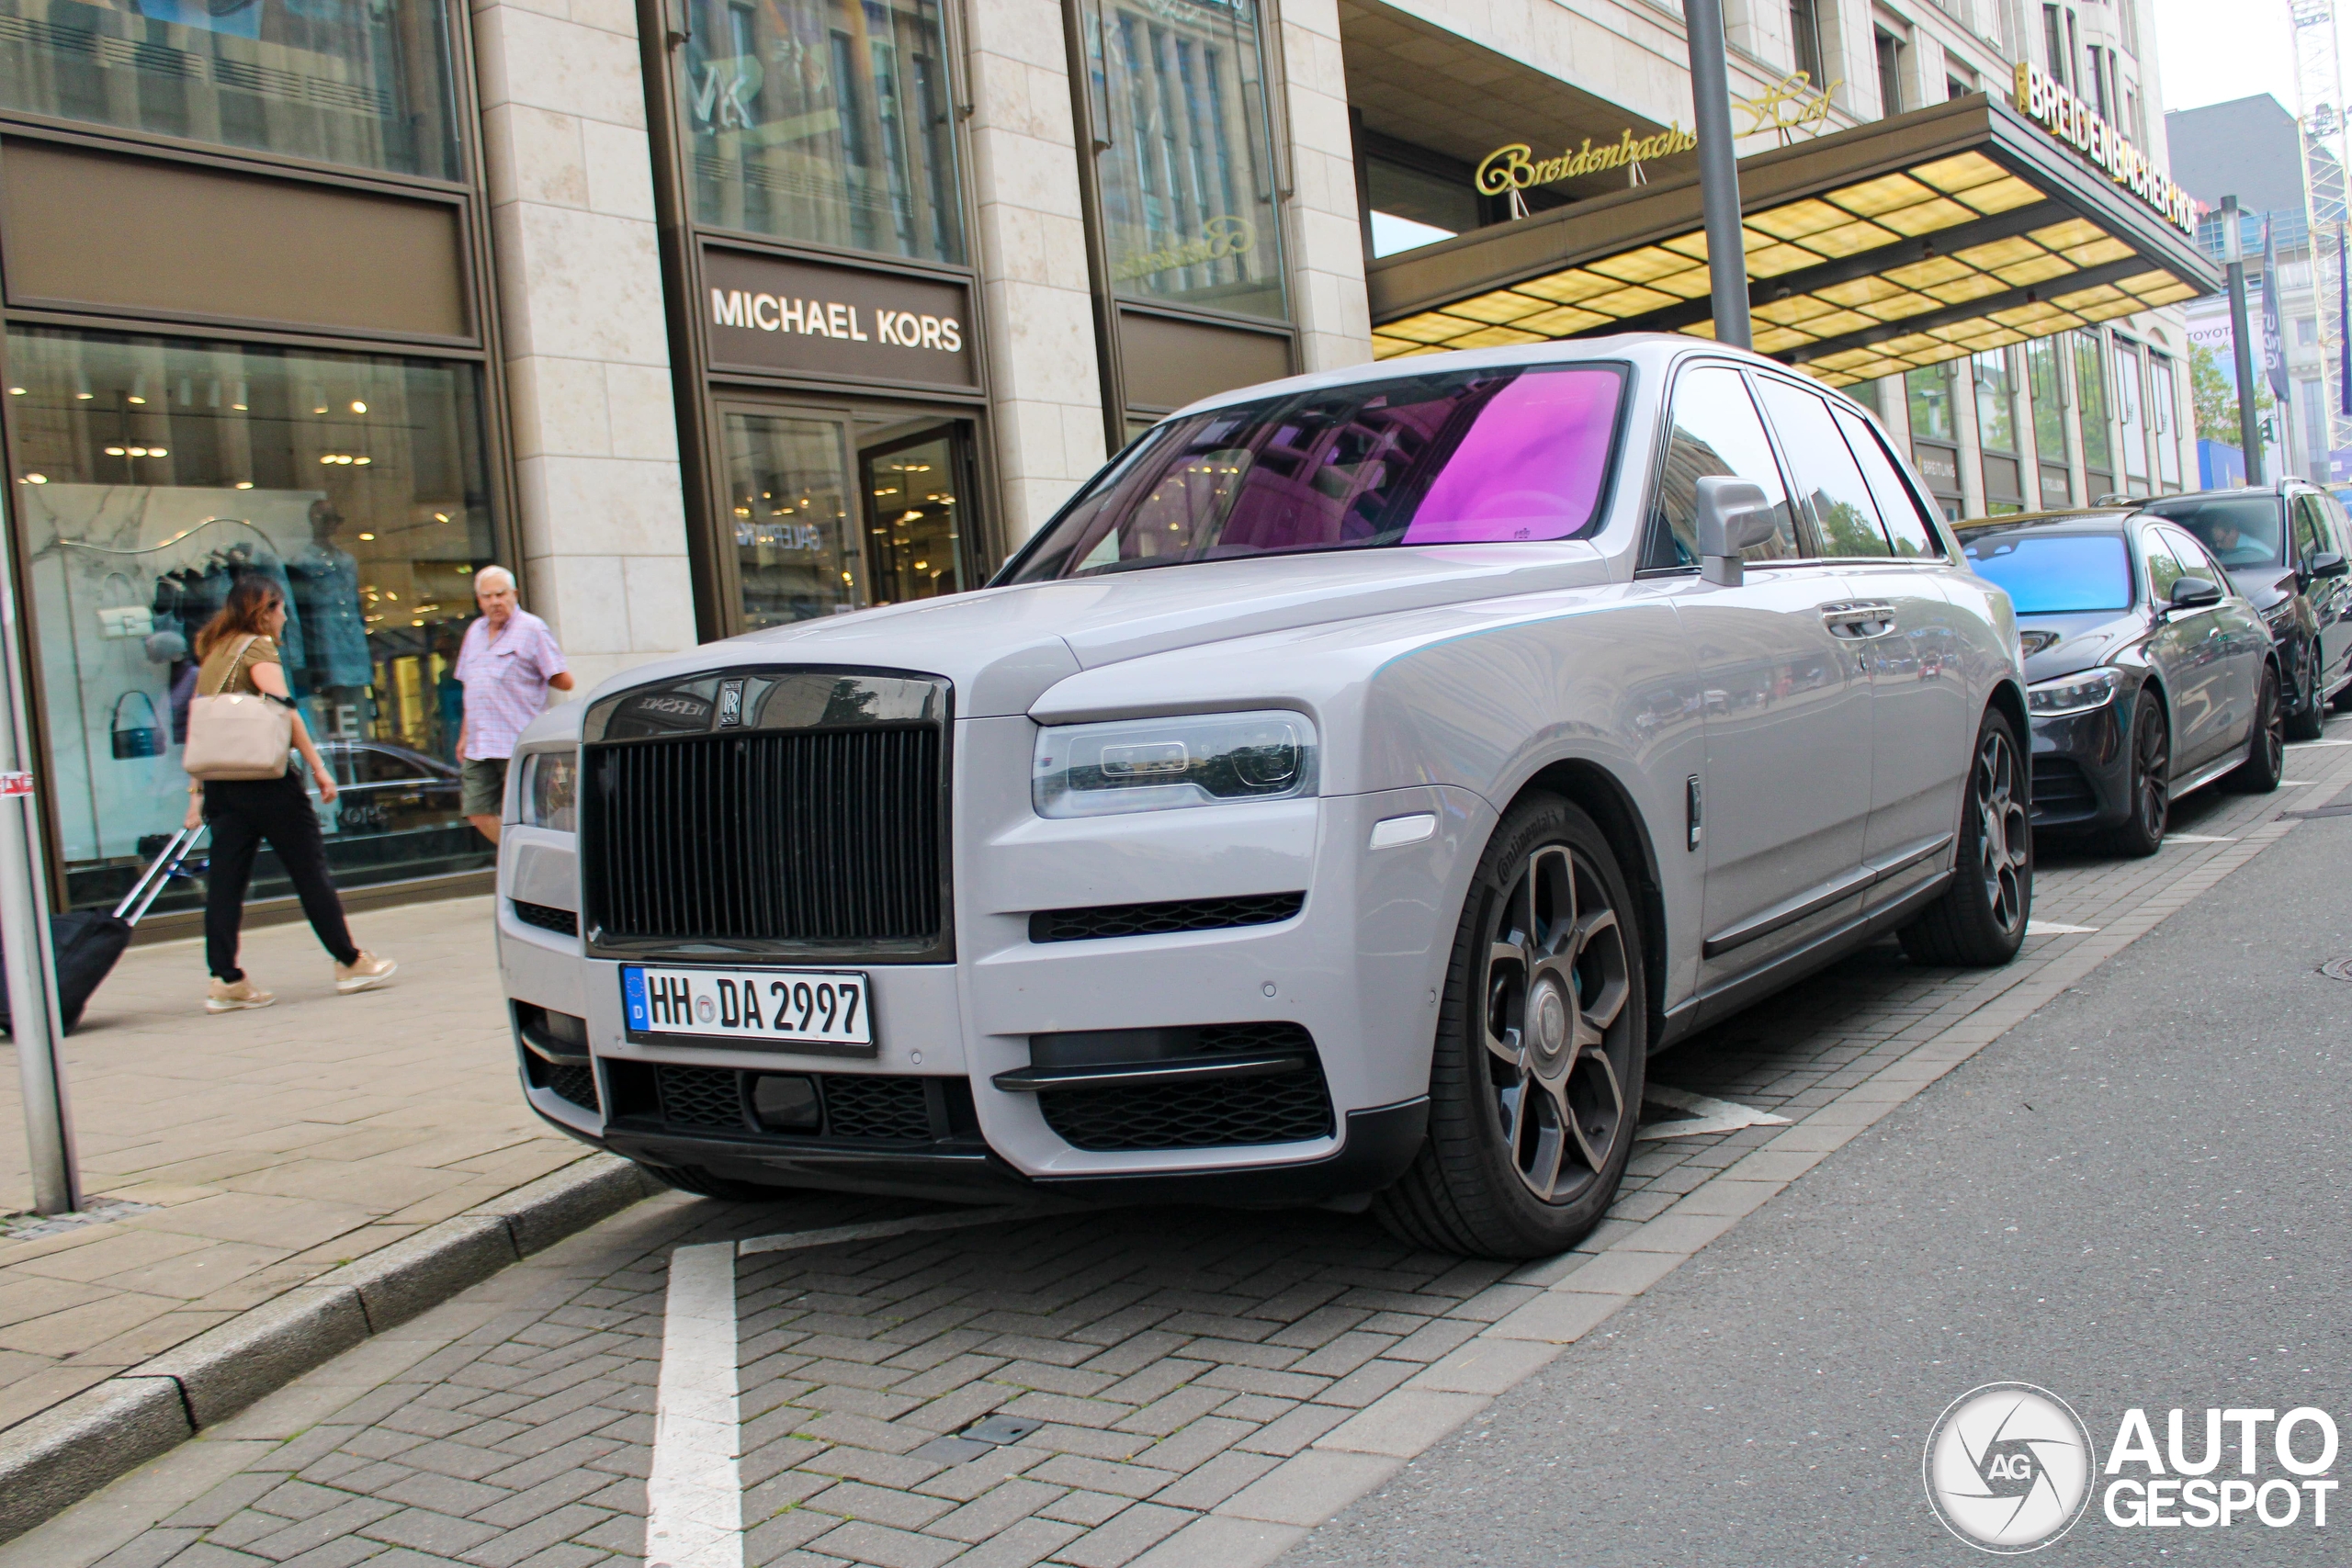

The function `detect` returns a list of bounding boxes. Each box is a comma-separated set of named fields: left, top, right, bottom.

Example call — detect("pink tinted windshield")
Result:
left=1402, top=369, right=1622, bottom=544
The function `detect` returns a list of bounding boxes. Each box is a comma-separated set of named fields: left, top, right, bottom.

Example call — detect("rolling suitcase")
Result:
left=0, top=827, right=204, bottom=1035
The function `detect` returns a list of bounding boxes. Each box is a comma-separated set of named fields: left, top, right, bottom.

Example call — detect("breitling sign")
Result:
left=2012, top=62, right=2194, bottom=233
left=1474, top=125, right=1699, bottom=194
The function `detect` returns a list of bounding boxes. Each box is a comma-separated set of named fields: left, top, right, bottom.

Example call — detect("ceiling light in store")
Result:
left=433, top=513, right=448, bottom=522
left=913, top=560, right=928, bottom=570
left=234, top=480, right=254, bottom=490
left=355, top=457, right=370, bottom=466
left=6, top=388, right=22, bottom=396
left=357, top=532, right=375, bottom=540
left=126, top=395, right=144, bottom=405
left=350, top=400, right=368, bottom=413
left=21, top=473, right=45, bottom=484
left=105, top=446, right=123, bottom=456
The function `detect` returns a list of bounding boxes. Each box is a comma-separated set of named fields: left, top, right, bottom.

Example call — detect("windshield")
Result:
left=2143, top=495, right=2286, bottom=570
left=1962, top=532, right=2134, bottom=614
left=1004, top=365, right=1627, bottom=581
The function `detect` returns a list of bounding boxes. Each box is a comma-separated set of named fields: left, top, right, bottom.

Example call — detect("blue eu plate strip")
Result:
left=622, top=966, right=649, bottom=1032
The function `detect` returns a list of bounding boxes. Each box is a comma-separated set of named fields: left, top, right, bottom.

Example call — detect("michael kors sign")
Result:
left=701, top=245, right=978, bottom=388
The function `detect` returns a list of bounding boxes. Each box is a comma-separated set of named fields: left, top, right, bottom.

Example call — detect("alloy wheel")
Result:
left=1973, top=727, right=2030, bottom=936
left=2134, top=702, right=2169, bottom=842
left=2261, top=668, right=2286, bottom=776
left=1481, top=843, right=1633, bottom=1204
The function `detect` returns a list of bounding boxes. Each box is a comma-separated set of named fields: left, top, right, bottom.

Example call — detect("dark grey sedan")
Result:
left=1958, top=510, right=2282, bottom=855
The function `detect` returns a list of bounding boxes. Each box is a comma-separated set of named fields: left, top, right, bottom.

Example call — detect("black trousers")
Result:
left=204, top=773, right=359, bottom=981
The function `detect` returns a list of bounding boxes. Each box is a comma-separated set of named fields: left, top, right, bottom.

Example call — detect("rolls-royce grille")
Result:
left=586, top=727, right=943, bottom=943
left=1029, top=892, right=1306, bottom=942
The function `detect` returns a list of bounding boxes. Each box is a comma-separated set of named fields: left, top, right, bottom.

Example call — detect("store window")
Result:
left=2115, top=338, right=2148, bottom=492
left=721, top=410, right=857, bottom=628
left=2152, top=351, right=2181, bottom=489
left=1081, top=0, right=1286, bottom=322
left=684, top=0, right=966, bottom=265
left=1364, top=150, right=1478, bottom=258
left=2074, top=329, right=2113, bottom=499
left=860, top=429, right=965, bottom=604
left=1973, top=349, right=2022, bottom=513
left=0, top=0, right=459, bottom=179
left=8, top=327, right=496, bottom=913
left=2025, top=335, right=2069, bottom=505
left=1906, top=361, right=1961, bottom=519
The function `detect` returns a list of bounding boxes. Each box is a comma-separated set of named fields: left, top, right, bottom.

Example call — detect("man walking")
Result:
left=456, top=566, right=573, bottom=845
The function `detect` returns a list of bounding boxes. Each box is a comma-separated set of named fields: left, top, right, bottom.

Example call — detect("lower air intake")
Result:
left=1036, top=1023, right=1336, bottom=1151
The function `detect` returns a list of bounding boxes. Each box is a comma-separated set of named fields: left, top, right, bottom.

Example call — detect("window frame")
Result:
left=1638, top=358, right=1815, bottom=574
left=1751, top=374, right=1897, bottom=560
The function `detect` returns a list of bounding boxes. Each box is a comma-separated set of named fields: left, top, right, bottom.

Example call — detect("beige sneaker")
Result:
left=206, top=977, right=275, bottom=1013
left=335, top=951, right=398, bottom=994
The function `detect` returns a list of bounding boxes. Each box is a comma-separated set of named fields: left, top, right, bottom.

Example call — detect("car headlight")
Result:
left=518, top=750, right=578, bottom=831
left=2265, top=600, right=2297, bottom=630
left=2027, top=667, right=2123, bottom=716
left=1034, top=711, right=1317, bottom=818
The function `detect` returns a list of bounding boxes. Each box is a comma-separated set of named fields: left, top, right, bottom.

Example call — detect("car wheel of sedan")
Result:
left=1897, top=706, right=2031, bottom=967
left=638, top=1162, right=800, bottom=1202
left=2288, top=642, right=2328, bottom=741
left=2224, top=660, right=2286, bottom=794
left=2107, top=693, right=2170, bottom=857
left=1374, top=794, right=1645, bottom=1260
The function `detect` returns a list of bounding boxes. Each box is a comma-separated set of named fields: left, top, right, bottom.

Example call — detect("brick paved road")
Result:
left=13, top=726, right=2352, bottom=1568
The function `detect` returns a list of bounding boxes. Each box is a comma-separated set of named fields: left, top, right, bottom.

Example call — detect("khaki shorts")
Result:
left=460, top=756, right=508, bottom=818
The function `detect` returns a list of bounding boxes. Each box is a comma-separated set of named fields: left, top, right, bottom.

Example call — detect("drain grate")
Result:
left=910, top=1412, right=1046, bottom=1466
left=2321, top=957, right=2352, bottom=983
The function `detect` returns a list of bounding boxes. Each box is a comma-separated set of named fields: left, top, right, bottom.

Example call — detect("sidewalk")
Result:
left=0, top=895, right=584, bottom=1438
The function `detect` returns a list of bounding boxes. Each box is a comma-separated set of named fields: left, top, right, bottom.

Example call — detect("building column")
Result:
left=1276, top=0, right=1372, bottom=374
left=471, top=0, right=697, bottom=694
left=963, top=0, right=1110, bottom=546
left=1954, top=356, right=1986, bottom=517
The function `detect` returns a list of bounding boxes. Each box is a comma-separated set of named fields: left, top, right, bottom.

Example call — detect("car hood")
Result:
left=576, top=544, right=1614, bottom=718
left=2018, top=608, right=2143, bottom=682
left=2224, top=566, right=2297, bottom=613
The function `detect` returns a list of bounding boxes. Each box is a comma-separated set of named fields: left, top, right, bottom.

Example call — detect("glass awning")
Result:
left=1365, top=91, right=2220, bottom=388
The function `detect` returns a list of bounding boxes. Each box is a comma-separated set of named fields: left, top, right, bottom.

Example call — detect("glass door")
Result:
left=716, top=403, right=863, bottom=631
left=859, top=423, right=979, bottom=605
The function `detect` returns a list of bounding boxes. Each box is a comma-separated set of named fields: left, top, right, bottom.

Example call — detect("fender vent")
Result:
left=1029, top=892, right=1305, bottom=942
left=513, top=900, right=580, bottom=937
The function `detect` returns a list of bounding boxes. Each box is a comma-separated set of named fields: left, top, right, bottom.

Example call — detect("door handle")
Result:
left=1819, top=601, right=1899, bottom=637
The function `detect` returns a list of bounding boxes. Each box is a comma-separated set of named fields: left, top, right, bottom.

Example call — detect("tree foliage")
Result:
left=2192, top=341, right=2274, bottom=446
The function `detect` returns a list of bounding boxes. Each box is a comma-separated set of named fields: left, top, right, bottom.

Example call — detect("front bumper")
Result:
left=2027, top=694, right=2132, bottom=829
left=499, top=773, right=1490, bottom=1203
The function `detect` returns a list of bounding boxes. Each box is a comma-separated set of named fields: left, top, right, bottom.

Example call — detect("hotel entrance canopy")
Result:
left=1366, top=92, right=2219, bottom=387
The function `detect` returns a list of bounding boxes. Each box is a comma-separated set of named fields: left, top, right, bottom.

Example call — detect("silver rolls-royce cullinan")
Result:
left=497, top=335, right=2030, bottom=1258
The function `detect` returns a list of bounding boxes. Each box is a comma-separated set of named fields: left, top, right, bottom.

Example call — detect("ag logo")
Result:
left=1924, top=1382, right=2095, bottom=1552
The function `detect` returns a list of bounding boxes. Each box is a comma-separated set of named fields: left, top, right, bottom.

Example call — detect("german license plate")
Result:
left=622, top=965, right=872, bottom=1046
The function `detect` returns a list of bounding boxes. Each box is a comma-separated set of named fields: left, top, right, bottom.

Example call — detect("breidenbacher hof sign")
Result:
left=2012, top=62, right=2195, bottom=233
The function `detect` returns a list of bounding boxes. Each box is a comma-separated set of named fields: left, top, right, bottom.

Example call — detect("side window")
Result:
left=2162, top=525, right=2230, bottom=588
left=2323, top=494, right=2352, bottom=556
left=1646, top=366, right=1802, bottom=570
left=2142, top=528, right=2183, bottom=602
left=2293, top=497, right=2326, bottom=566
left=1753, top=378, right=1894, bottom=558
left=1833, top=404, right=1942, bottom=557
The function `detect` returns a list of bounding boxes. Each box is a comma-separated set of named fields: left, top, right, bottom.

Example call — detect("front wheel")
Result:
left=2224, top=661, right=2285, bottom=794
left=1898, top=706, right=2031, bottom=967
left=2288, top=641, right=2328, bottom=741
left=1373, top=795, right=1646, bottom=1259
left=2105, top=694, right=2170, bottom=858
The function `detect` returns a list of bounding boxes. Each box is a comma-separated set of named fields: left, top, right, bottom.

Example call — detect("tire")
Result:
left=1373, top=794, right=1646, bottom=1259
left=2333, top=677, right=2352, bottom=714
left=2104, top=692, right=2170, bottom=858
left=639, top=1162, right=799, bottom=1201
left=2287, top=641, right=2327, bottom=741
left=2223, top=660, right=2285, bottom=794
left=1898, top=706, right=2032, bottom=967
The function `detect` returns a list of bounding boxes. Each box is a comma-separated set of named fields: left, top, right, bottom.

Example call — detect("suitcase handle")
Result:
left=113, top=826, right=204, bottom=924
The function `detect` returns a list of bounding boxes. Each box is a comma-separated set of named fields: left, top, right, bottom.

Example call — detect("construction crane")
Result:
left=2293, top=0, right=2352, bottom=468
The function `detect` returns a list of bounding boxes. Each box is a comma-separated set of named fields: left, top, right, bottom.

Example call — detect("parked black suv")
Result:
left=2144, top=482, right=2352, bottom=739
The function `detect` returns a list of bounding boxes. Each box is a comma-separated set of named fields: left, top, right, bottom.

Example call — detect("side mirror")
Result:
left=2168, top=575, right=2222, bottom=611
left=1696, top=477, right=1777, bottom=587
left=2311, top=551, right=2349, bottom=580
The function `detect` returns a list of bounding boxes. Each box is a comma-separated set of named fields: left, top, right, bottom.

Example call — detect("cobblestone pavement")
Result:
left=14, top=722, right=2352, bottom=1568
left=0, top=897, right=584, bottom=1433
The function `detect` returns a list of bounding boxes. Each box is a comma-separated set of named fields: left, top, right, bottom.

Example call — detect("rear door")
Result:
left=2165, top=522, right=2271, bottom=757
left=2142, top=525, right=2234, bottom=768
left=2299, top=493, right=2352, bottom=691
left=1645, top=362, right=1875, bottom=988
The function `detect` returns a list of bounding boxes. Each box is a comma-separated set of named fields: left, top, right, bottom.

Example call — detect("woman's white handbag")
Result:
left=182, top=637, right=292, bottom=781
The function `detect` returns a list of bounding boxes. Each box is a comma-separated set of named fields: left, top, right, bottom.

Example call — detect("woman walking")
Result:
left=184, top=575, right=396, bottom=1012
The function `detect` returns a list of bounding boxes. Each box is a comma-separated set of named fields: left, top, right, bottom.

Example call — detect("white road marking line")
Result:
left=2025, top=920, right=2100, bottom=934
left=2288, top=739, right=2352, bottom=746
left=2281, top=780, right=2318, bottom=785
left=737, top=1203, right=1086, bottom=1258
left=2163, top=833, right=2238, bottom=844
left=646, top=1242, right=742, bottom=1568
left=1636, top=1084, right=1792, bottom=1141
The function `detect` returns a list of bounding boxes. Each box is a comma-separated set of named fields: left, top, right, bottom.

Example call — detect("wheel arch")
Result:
left=1507, top=758, right=1671, bottom=1055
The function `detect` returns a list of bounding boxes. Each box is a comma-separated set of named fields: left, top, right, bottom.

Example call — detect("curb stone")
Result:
left=0, top=1152, right=662, bottom=1542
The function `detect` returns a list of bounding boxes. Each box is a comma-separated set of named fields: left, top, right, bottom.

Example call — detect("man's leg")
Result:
left=461, top=757, right=505, bottom=846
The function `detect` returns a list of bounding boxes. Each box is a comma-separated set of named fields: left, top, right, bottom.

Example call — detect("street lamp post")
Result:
left=2223, top=194, right=2267, bottom=484
left=1684, top=0, right=1752, bottom=351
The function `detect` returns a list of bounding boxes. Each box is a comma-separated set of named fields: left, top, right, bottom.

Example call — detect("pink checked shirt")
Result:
left=455, top=609, right=568, bottom=761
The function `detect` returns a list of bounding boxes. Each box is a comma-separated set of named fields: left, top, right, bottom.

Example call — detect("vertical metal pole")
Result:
left=2224, top=195, right=2266, bottom=485
left=0, top=486, right=75, bottom=1215
left=1685, top=0, right=1752, bottom=351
